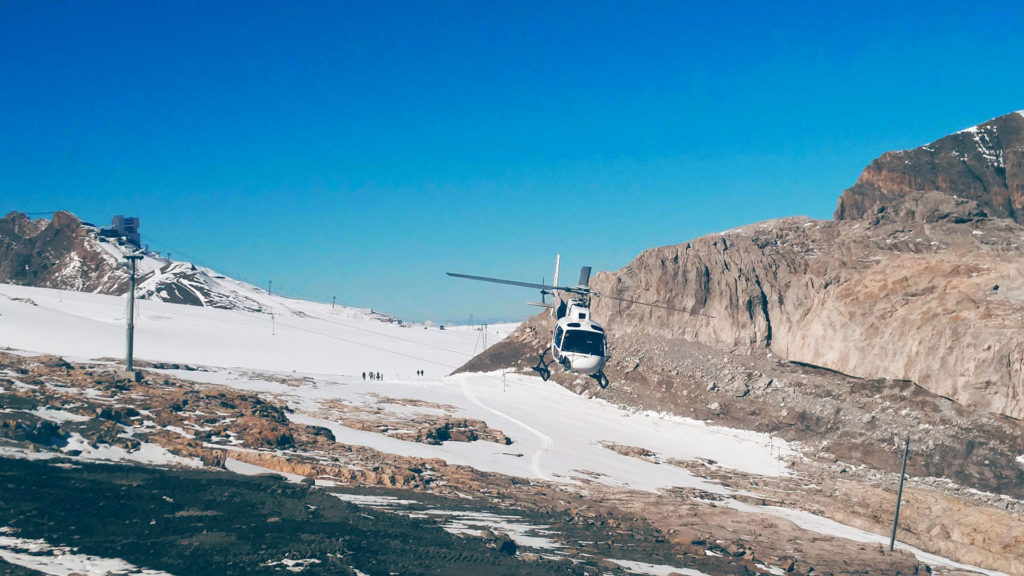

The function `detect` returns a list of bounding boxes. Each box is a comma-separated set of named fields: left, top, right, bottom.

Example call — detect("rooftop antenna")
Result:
left=124, top=252, right=144, bottom=371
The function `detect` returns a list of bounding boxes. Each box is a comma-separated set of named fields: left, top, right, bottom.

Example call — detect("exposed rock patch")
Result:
left=0, top=211, right=129, bottom=294
left=316, top=398, right=512, bottom=445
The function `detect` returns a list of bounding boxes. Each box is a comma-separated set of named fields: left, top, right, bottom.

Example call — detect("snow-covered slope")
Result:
left=0, top=282, right=505, bottom=377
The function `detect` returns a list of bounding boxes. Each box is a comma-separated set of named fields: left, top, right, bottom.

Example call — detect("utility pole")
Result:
left=124, top=253, right=143, bottom=372
left=332, top=296, right=336, bottom=309
left=890, top=435, right=911, bottom=551
left=268, top=280, right=273, bottom=295
left=482, top=323, right=488, bottom=349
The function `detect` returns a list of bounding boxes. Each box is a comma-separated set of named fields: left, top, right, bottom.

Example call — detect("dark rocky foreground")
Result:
left=0, top=457, right=587, bottom=576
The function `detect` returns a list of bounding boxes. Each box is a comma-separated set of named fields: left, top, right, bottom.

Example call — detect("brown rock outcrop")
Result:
left=0, top=211, right=268, bottom=312
left=0, top=211, right=129, bottom=294
left=835, top=110, right=1024, bottom=222
left=471, top=194, right=1024, bottom=421
left=583, top=200, right=1024, bottom=419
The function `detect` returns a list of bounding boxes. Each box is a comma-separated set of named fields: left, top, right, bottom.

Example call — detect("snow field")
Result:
left=0, top=282, right=509, bottom=378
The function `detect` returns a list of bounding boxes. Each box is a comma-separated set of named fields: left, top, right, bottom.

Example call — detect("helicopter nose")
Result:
left=570, top=354, right=605, bottom=375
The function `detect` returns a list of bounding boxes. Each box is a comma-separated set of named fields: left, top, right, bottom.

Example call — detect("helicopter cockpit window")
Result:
left=561, top=329, right=605, bottom=356
left=554, top=326, right=565, bottom=348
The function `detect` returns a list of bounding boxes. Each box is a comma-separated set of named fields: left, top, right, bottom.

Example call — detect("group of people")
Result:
left=361, top=370, right=426, bottom=380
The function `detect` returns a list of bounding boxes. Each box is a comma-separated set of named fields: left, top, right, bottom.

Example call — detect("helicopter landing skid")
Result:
left=590, top=370, right=609, bottom=389
left=531, top=350, right=552, bottom=381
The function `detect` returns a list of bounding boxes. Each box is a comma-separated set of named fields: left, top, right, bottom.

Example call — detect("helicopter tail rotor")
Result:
left=528, top=283, right=557, bottom=309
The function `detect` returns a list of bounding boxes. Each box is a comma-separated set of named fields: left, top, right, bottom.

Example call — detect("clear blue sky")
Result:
left=2, top=1, right=1022, bottom=323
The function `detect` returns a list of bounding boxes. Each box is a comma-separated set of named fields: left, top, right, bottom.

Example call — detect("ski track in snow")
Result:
left=459, top=375, right=553, bottom=481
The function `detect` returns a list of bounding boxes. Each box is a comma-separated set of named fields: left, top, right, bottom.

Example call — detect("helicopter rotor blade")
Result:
left=578, top=266, right=592, bottom=287
left=595, top=293, right=716, bottom=318
left=447, top=272, right=574, bottom=292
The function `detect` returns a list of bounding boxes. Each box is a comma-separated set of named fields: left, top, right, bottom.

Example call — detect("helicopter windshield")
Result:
left=560, top=329, right=605, bottom=356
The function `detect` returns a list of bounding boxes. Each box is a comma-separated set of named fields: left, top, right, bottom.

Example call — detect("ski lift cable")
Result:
left=305, top=314, right=471, bottom=355
left=269, top=316, right=466, bottom=368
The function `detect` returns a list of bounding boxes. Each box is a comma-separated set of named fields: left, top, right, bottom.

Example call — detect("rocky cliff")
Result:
left=588, top=192, right=1024, bottom=419
left=1, top=210, right=265, bottom=312
left=835, top=110, right=1024, bottom=222
left=0, top=211, right=129, bottom=294
left=470, top=112, right=1024, bottom=421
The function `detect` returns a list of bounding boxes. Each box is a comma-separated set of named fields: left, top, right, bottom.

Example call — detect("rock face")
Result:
left=474, top=112, right=1024, bottom=421
left=835, top=110, right=1024, bottom=222
left=587, top=193, right=1024, bottom=419
left=0, top=211, right=129, bottom=294
left=1, top=211, right=276, bottom=313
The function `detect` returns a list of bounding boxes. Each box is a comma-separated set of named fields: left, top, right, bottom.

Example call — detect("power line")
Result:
left=270, top=316, right=465, bottom=368
left=305, top=313, right=471, bottom=356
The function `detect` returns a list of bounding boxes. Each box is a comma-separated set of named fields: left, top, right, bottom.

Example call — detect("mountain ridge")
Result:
left=0, top=210, right=399, bottom=321
left=835, top=110, right=1024, bottom=222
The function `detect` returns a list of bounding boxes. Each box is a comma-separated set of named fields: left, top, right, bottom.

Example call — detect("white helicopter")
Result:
left=449, top=256, right=708, bottom=387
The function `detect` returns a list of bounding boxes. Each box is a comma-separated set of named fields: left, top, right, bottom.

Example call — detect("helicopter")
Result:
left=448, top=255, right=709, bottom=387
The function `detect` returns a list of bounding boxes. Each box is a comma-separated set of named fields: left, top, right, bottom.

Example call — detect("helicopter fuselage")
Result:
left=552, top=300, right=607, bottom=375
